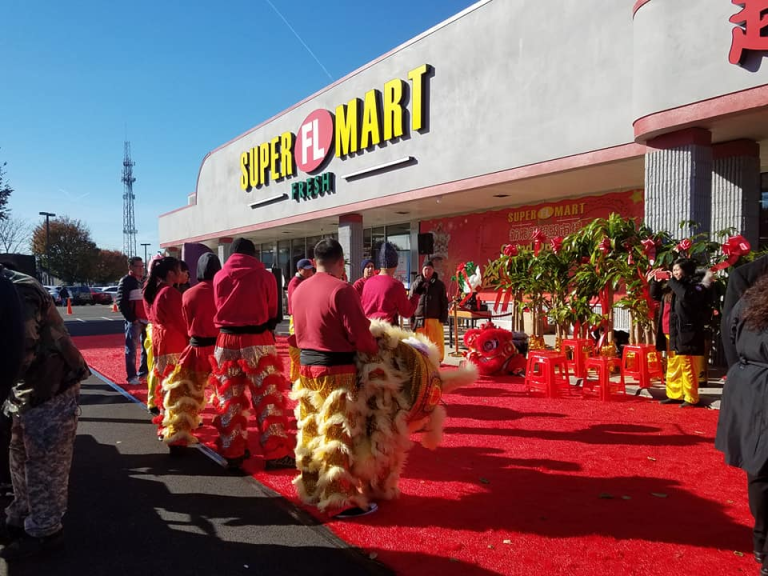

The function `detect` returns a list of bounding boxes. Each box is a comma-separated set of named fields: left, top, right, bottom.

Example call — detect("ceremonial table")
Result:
left=448, top=306, right=493, bottom=357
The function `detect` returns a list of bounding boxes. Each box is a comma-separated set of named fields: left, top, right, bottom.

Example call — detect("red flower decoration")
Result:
left=503, top=244, right=518, bottom=257
left=640, top=238, right=656, bottom=264
left=711, top=235, right=752, bottom=272
left=531, top=229, right=547, bottom=257
left=598, top=238, right=611, bottom=254
left=550, top=236, right=563, bottom=254
left=676, top=238, right=693, bottom=253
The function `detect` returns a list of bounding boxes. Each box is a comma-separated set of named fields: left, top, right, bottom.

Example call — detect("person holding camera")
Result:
left=648, top=258, right=713, bottom=407
left=409, top=260, right=449, bottom=362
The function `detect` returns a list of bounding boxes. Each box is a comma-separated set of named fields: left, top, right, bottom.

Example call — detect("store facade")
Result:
left=159, top=0, right=768, bottom=302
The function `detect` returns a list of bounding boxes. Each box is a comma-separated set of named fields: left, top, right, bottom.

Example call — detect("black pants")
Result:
left=748, top=460, right=768, bottom=557
left=0, top=412, right=12, bottom=486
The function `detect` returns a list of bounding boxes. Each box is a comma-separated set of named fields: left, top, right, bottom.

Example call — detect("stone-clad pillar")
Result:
left=338, top=214, right=364, bottom=282
left=712, top=140, right=760, bottom=246
left=217, top=237, right=233, bottom=264
left=644, top=128, right=713, bottom=237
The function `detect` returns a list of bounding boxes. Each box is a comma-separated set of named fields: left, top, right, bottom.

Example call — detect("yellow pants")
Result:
left=145, top=324, right=157, bottom=409
left=665, top=346, right=701, bottom=404
left=416, top=319, right=445, bottom=363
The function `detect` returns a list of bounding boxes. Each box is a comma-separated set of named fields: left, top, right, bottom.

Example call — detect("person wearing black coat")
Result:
left=409, top=260, right=449, bottom=361
left=721, top=254, right=768, bottom=368
left=648, top=258, right=713, bottom=407
left=0, top=264, right=24, bottom=494
left=716, top=272, right=768, bottom=571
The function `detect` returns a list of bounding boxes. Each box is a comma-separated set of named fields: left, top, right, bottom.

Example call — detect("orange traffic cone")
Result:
left=66, top=298, right=73, bottom=315
left=111, top=300, right=119, bottom=313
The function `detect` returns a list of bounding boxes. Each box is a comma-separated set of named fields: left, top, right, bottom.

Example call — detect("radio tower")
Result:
left=122, top=141, right=138, bottom=257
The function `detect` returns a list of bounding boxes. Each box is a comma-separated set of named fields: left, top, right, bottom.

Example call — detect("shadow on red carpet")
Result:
left=74, top=334, right=754, bottom=576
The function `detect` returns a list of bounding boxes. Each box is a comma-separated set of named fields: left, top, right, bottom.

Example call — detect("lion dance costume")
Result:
left=147, top=283, right=187, bottom=434
left=292, top=269, right=477, bottom=513
left=160, top=253, right=221, bottom=447
left=209, top=245, right=293, bottom=468
left=464, top=321, right=528, bottom=376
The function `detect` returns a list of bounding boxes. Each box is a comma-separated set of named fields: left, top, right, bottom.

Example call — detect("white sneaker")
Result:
left=127, top=377, right=140, bottom=385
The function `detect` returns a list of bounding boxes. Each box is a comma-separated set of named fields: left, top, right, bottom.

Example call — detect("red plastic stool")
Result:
left=525, top=351, right=571, bottom=398
left=584, top=356, right=625, bottom=401
left=561, top=338, right=595, bottom=379
left=621, top=344, right=664, bottom=390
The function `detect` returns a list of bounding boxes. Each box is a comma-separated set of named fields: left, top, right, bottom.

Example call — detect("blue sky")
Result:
left=1, top=0, right=476, bottom=255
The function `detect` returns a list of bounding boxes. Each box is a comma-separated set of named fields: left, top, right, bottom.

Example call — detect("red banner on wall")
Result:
left=419, top=189, right=644, bottom=292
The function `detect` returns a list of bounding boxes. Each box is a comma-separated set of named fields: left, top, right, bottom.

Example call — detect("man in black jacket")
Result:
left=409, top=260, right=449, bottom=362
left=117, top=257, right=148, bottom=385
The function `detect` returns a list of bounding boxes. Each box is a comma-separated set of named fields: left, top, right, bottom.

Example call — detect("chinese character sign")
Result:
left=729, top=0, right=768, bottom=65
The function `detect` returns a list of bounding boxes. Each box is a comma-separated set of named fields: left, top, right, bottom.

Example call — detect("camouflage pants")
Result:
left=5, top=386, right=79, bottom=538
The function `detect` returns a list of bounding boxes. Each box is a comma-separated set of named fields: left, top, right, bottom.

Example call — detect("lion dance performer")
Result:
left=144, top=255, right=163, bottom=416
left=143, top=257, right=187, bottom=435
left=210, top=238, right=294, bottom=470
left=292, top=239, right=476, bottom=518
left=160, top=253, right=221, bottom=453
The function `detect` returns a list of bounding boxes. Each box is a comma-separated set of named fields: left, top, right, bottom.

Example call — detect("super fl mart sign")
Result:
left=239, top=64, right=431, bottom=199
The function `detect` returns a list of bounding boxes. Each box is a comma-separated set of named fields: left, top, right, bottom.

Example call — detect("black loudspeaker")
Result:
left=417, top=233, right=434, bottom=255
left=271, top=267, right=284, bottom=324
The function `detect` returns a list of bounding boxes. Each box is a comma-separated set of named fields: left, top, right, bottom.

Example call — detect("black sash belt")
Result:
left=189, top=336, right=216, bottom=347
left=220, top=322, right=272, bottom=335
left=300, top=349, right=356, bottom=366
left=739, top=357, right=768, bottom=369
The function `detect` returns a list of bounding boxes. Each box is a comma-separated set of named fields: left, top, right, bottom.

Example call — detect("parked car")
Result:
left=101, top=285, right=119, bottom=299
left=46, top=286, right=64, bottom=306
left=65, top=286, right=94, bottom=306
left=90, top=287, right=113, bottom=305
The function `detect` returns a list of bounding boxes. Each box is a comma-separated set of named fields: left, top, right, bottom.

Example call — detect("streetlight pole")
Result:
left=38, top=211, right=56, bottom=284
left=141, top=243, right=150, bottom=264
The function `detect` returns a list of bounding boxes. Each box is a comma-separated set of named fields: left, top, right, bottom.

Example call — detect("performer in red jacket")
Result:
left=143, top=257, right=187, bottom=439
left=361, top=242, right=421, bottom=324
left=160, top=253, right=221, bottom=453
left=291, top=239, right=379, bottom=517
left=211, top=238, right=294, bottom=470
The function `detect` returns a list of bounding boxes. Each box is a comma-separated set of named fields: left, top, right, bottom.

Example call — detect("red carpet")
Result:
left=76, top=334, right=754, bottom=575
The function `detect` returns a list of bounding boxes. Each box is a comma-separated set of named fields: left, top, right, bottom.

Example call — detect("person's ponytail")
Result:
left=144, top=256, right=179, bottom=306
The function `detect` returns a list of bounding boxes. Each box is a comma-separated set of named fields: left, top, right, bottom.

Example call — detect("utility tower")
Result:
left=122, top=141, right=138, bottom=257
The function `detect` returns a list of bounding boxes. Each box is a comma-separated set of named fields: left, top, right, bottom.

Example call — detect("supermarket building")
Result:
left=159, top=0, right=768, bottom=299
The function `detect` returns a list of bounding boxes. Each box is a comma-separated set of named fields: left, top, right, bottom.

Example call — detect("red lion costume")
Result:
left=464, top=322, right=527, bottom=376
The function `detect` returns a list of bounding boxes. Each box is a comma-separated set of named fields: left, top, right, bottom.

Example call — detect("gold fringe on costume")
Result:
left=291, top=320, right=477, bottom=512
left=144, top=324, right=157, bottom=409
left=160, top=365, right=207, bottom=445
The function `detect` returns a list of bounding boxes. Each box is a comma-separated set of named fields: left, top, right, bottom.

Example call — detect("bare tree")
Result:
left=0, top=216, right=30, bottom=253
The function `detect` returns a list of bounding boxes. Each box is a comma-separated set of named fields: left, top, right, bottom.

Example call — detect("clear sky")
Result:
left=1, top=0, right=476, bottom=256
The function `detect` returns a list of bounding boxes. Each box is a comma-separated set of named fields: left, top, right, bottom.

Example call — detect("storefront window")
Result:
left=291, top=238, right=307, bottom=273
left=306, top=235, right=322, bottom=260
left=386, top=223, right=412, bottom=287
left=760, top=173, right=768, bottom=250
left=261, top=243, right=275, bottom=269
left=363, top=228, right=373, bottom=259
left=278, top=240, right=291, bottom=288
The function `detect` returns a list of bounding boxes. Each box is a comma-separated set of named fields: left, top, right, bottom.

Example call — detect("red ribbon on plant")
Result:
left=550, top=236, right=563, bottom=254
left=532, top=229, right=546, bottom=257
left=503, top=244, right=518, bottom=257
left=711, top=235, right=751, bottom=272
left=598, top=237, right=611, bottom=254
left=676, top=238, right=692, bottom=254
left=640, top=238, right=656, bottom=266
left=455, top=262, right=474, bottom=307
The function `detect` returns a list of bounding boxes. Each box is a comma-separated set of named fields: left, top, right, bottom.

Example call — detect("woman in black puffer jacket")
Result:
left=649, top=258, right=713, bottom=407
